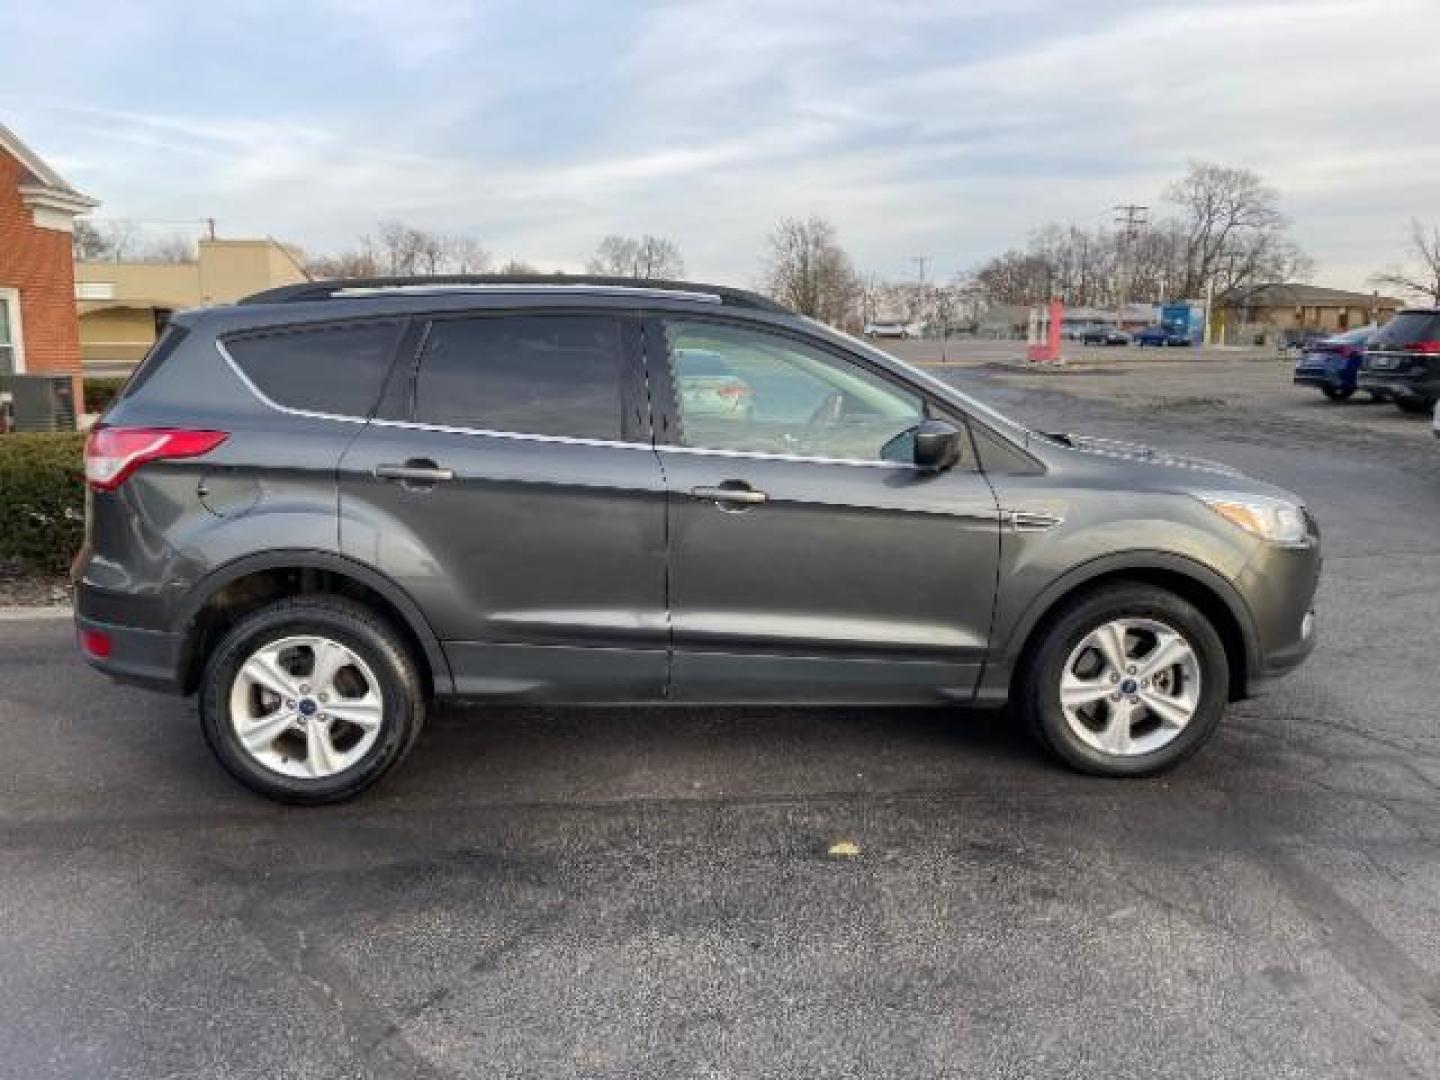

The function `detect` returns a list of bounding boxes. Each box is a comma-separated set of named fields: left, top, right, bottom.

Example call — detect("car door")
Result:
left=338, top=309, right=669, bottom=701
left=649, top=315, right=1002, bottom=703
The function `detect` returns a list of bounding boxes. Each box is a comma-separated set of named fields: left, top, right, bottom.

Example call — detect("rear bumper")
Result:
left=1357, top=373, right=1437, bottom=403
left=75, top=614, right=185, bottom=693
left=1292, top=373, right=1340, bottom=389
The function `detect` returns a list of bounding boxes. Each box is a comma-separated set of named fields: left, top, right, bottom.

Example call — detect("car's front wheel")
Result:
left=1020, top=584, right=1229, bottom=777
left=199, top=596, right=426, bottom=804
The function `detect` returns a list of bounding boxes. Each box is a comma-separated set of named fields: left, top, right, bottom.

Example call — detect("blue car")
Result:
left=1133, top=325, right=1191, bottom=347
left=1293, top=326, right=1376, bottom=401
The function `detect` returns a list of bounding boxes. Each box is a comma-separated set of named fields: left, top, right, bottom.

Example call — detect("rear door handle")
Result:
left=375, top=462, right=455, bottom=484
left=690, top=484, right=767, bottom=506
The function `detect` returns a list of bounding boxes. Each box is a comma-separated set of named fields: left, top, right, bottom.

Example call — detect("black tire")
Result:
left=199, top=596, right=426, bottom=804
left=1322, top=386, right=1355, bottom=401
left=1396, top=397, right=1433, bottom=415
left=1019, top=583, right=1229, bottom=777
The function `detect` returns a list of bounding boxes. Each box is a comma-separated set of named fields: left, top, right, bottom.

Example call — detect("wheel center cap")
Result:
left=297, top=698, right=318, bottom=716
left=1120, top=678, right=1139, bottom=695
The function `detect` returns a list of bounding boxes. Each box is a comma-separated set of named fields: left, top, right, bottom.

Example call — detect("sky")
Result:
left=2, top=0, right=1437, bottom=291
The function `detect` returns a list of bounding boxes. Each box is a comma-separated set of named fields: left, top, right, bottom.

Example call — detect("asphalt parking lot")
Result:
left=2, top=347, right=1438, bottom=1078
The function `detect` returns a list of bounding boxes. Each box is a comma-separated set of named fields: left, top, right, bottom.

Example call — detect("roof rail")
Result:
left=240, top=274, right=791, bottom=313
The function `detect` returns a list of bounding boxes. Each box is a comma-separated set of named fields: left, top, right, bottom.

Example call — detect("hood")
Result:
left=1041, top=433, right=1246, bottom=478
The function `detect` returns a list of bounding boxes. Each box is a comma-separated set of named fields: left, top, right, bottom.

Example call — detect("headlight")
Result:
left=1197, top=493, right=1310, bottom=547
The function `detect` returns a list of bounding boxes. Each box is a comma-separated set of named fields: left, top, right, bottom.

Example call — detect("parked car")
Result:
left=1080, top=326, right=1130, bottom=346
left=75, top=275, right=1320, bottom=803
left=1357, top=309, right=1440, bottom=413
left=864, top=322, right=917, bottom=340
left=674, top=347, right=754, bottom=421
left=1133, top=325, right=1192, bottom=348
left=1291, top=325, right=1377, bottom=401
left=1279, top=329, right=1330, bottom=354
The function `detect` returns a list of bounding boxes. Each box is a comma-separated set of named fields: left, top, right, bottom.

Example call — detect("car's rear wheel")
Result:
left=199, top=596, right=425, bottom=804
left=1322, top=386, right=1354, bottom=401
left=1020, top=584, right=1229, bottom=777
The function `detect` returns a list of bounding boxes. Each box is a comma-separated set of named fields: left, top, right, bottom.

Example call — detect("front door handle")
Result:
left=375, top=461, right=455, bottom=485
left=690, top=483, right=767, bottom=507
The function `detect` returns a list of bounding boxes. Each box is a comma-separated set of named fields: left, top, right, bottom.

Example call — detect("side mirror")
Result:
left=912, top=419, right=962, bottom=472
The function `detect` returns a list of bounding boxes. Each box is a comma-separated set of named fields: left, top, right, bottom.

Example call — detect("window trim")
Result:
left=0, top=287, right=26, bottom=375
left=644, top=312, right=979, bottom=471
left=400, top=308, right=651, bottom=446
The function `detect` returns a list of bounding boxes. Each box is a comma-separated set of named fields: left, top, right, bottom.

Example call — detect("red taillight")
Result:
left=80, top=629, right=111, bottom=659
left=716, top=383, right=753, bottom=398
left=1413, top=340, right=1440, bottom=354
left=84, top=427, right=228, bottom=492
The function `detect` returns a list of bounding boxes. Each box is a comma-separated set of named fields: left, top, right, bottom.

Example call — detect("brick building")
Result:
left=0, top=121, right=99, bottom=423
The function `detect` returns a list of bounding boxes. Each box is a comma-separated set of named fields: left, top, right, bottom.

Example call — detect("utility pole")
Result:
left=910, top=255, right=930, bottom=335
left=1113, top=204, right=1148, bottom=332
left=205, top=217, right=217, bottom=241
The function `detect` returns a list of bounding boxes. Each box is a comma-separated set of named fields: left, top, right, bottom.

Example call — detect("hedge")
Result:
left=0, top=432, right=87, bottom=574
left=83, top=377, right=127, bottom=416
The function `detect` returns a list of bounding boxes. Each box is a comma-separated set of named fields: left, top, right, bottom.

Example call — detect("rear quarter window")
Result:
left=224, top=320, right=406, bottom=416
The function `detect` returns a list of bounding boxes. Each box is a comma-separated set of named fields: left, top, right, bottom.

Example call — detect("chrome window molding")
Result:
left=659, top=443, right=921, bottom=470
left=366, top=417, right=654, bottom=451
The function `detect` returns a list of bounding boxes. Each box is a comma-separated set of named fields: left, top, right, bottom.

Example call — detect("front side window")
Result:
left=664, top=320, right=925, bottom=462
left=414, top=314, right=627, bottom=441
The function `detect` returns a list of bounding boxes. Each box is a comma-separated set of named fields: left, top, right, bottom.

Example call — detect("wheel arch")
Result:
left=174, top=550, right=453, bottom=698
left=999, top=552, right=1258, bottom=703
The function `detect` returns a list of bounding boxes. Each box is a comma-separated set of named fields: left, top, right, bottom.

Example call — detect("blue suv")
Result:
left=1293, top=326, right=1376, bottom=401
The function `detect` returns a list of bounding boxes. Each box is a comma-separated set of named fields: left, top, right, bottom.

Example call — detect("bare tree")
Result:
left=82, top=219, right=140, bottom=262
left=762, top=216, right=860, bottom=325
left=446, top=235, right=492, bottom=274
left=139, top=234, right=196, bottom=264
left=377, top=220, right=431, bottom=276
left=72, top=219, right=111, bottom=261
left=586, top=234, right=684, bottom=278
left=972, top=249, right=1058, bottom=305
left=1166, top=161, right=1301, bottom=298
left=497, top=258, right=537, bottom=274
left=1370, top=219, right=1440, bottom=304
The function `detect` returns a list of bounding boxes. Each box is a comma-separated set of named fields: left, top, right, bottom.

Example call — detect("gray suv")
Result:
left=74, top=277, right=1320, bottom=803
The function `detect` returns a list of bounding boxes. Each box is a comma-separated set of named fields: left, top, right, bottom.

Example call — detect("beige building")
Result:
left=1213, top=283, right=1404, bottom=347
left=75, top=238, right=307, bottom=370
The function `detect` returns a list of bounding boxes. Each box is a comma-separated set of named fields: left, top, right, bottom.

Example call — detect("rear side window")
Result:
left=118, top=324, right=189, bottom=401
left=414, top=314, right=627, bottom=441
left=225, top=320, right=405, bottom=416
left=1372, top=311, right=1440, bottom=348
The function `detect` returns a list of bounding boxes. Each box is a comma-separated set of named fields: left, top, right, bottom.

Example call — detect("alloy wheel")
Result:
left=228, top=635, right=385, bottom=779
left=1058, top=618, right=1202, bottom=757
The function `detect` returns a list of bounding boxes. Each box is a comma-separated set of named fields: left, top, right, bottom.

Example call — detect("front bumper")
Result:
left=1233, top=531, right=1322, bottom=695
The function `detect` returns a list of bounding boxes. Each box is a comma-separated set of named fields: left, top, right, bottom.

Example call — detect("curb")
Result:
left=0, top=605, right=73, bottom=622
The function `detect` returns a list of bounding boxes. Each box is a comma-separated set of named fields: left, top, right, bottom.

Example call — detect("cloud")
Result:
left=2, top=0, right=1436, bottom=288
